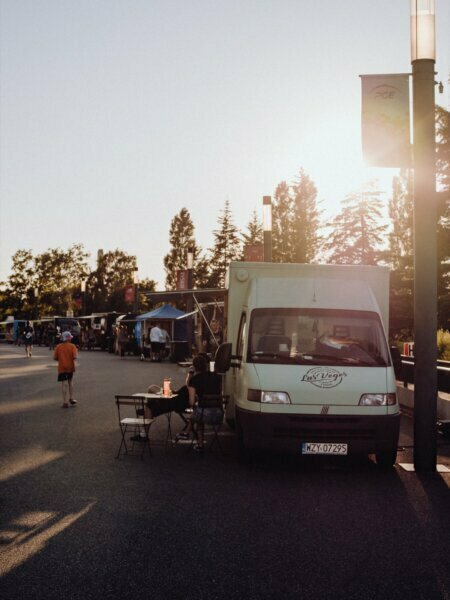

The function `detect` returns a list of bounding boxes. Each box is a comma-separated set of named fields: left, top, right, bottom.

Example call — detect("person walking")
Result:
left=149, top=322, right=164, bottom=362
left=23, top=321, right=34, bottom=358
left=54, top=331, right=78, bottom=408
left=117, top=325, right=129, bottom=358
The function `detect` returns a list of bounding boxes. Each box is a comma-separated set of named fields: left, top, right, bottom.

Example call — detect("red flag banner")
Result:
left=360, top=74, right=411, bottom=168
left=124, top=284, right=135, bottom=304
left=244, top=244, right=264, bottom=262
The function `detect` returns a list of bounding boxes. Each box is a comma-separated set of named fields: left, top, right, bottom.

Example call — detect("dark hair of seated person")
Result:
left=192, top=354, right=208, bottom=373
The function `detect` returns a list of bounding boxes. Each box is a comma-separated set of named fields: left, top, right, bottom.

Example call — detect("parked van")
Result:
left=223, top=262, right=400, bottom=467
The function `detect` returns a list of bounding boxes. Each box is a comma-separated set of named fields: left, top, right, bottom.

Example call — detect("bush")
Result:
left=437, top=329, right=450, bottom=361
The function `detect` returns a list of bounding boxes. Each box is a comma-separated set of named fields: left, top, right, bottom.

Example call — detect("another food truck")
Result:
left=223, top=262, right=401, bottom=467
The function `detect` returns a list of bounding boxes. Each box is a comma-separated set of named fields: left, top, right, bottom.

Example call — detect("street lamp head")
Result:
left=187, top=248, right=194, bottom=270
left=411, top=0, right=435, bottom=62
left=81, top=279, right=87, bottom=293
left=133, top=268, right=139, bottom=285
left=263, top=196, right=272, bottom=232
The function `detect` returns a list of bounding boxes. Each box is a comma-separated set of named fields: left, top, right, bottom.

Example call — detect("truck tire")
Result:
left=376, top=447, right=398, bottom=469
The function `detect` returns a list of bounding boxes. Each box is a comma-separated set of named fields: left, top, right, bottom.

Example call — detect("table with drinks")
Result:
left=133, top=378, right=179, bottom=445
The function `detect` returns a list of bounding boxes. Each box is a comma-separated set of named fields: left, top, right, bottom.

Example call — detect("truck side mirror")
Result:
left=390, top=346, right=403, bottom=379
left=214, top=342, right=232, bottom=373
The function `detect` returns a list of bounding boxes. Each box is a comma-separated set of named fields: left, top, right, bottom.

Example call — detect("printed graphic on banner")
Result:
left=360, top=74, right=411, bottom=167
left=177, top=269, right=189, bottom=290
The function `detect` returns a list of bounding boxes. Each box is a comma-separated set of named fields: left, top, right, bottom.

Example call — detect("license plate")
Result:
left=301, top=442, right=348, bottom=455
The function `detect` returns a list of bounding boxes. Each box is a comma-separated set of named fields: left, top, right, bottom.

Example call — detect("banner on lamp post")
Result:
left=124, top=284, right=135, bottom=304
left=177, top=269, right=189, bottom=290
left=360, top=73, right=411, bottom=167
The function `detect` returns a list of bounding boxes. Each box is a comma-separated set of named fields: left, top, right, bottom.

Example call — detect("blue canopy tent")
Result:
left=136, top=304, right=188, bottom=361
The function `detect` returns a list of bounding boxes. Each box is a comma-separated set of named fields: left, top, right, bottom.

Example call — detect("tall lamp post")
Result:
left=186, top=248, right=194, bottom=357
left=263, top=196, right=272, bottom=262
left=411, top=0, right=437, bottom=472
left=81, top=279, right=87, bottom=316
left=33, top=287, right=39, bottom=320
left=133, top=268, right=139, bottom=314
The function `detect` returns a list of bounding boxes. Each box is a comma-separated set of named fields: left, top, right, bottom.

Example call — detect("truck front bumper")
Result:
left=236, top=408, right=400, bottom=455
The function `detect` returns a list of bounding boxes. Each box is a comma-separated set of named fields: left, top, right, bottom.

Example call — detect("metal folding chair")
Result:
left=192, top=394, right=229, bottom=454
left=115, top=395, right=154, bottom=459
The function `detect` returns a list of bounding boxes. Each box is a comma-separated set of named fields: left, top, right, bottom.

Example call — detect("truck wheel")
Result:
left=376, top=447, right=398, bottom=469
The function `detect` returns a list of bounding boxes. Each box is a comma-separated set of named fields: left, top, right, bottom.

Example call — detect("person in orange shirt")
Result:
left=54, top=331, right=78, bottom=408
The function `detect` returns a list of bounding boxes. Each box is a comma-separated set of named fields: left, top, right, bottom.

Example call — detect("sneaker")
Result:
left=193, top=443, right=204, bottom=453
left=69, top=399, right=77, bottom=405
left=61, top=404, right=69, bottom=408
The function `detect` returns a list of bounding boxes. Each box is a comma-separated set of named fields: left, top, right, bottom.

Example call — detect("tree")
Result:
left=272, top=181, right=295, bottom=263
left=163, top=208, right=206, bottom=290
left=5, top=250, right=35, bottom=316
left=87, top=249, right=137, bottom=313
left=324, top=183, right=387, bottom=265
left=291, top=169, right=322, bottom=263
left=206, top=199, right=241, bottom=288
left=34, top=244, right=89, bottom=315
left=436, top=104, right=450, bottom=329
left=2, top=245, right=89, bottom=318
left=241, top=210, right=263, bottom=259
left=384, top=170, right=414, bottom=337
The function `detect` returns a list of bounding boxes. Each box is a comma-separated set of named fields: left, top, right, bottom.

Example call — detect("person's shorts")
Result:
left=57, top=372, right=74, bottom=382
left=150, top=341, right=161, bottom=352
left=192, top=407, right=224, bottom=425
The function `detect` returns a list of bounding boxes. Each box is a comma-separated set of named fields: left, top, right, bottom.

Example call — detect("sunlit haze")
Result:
left=1, top=0, right=449, bottom=288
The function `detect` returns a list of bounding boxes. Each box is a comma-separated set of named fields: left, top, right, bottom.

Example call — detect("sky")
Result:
left=1, top=0, right=449, bottom=290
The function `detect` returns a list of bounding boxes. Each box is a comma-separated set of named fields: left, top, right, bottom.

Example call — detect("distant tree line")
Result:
left=1, top=106, right=448, bottom=340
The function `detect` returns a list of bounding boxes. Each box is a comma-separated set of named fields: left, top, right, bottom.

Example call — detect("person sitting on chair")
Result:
left=130, top=362, right=199, bottom=442
left=187, top=354, right=222, bottom=453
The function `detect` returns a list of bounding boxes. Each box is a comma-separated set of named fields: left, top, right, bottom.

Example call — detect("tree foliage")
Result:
left=436, top=104, right=450, bottom=329
left=162, top=208, right=208, bottom=290
left=272, top=181, right=296, bottom=262
left=86, top=249, right=139, bottom=313
left=271, top=170, right=321, bottom=263
left=291, top=169, right=322, bottom=263
left=383, top=170, right=414, bottom=336
left=324, top=183, right=387, bottom=265
left=2, top=245, right=89, bottom=318
left=206, top=199, right=241, bottom=288
left=241, top=210, right=263, bottom=259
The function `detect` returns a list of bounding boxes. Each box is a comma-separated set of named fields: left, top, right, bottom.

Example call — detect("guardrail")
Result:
left=400, top=355, right=450, bottom=393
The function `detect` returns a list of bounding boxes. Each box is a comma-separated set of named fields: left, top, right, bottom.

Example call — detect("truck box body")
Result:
left=223, top=262, right=400, bottom=463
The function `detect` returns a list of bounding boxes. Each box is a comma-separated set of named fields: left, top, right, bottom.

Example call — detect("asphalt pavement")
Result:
left=0, top=343, right=449, bottom=600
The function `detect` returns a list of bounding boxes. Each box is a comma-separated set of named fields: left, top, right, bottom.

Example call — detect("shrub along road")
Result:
left=0, top=344, right=449, bottom=600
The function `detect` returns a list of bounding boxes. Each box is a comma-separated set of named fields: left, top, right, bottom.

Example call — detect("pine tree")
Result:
left=272, top=181, right=295, bottom=262
left=291, top=168, right=322, bottom=263
left=325, top=183, right=387, bottom=265
left=241, top=210, right=263, bottom=259
left=207, top=199, right=241, bottom=288
left=163, top=208, right=198, bottom=290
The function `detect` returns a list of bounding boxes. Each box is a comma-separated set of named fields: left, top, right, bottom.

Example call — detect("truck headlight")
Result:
left=247, top=389, right=291, bottom=404
left=359, top=393, right=396, bottom=406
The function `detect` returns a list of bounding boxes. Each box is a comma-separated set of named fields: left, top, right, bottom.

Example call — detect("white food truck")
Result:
left=222, top=262, right=401, bottom=466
